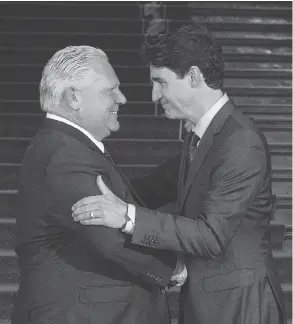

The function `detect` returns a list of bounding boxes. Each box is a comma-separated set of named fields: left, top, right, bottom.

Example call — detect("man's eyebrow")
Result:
left=151, top=76, right=165, bottom=82
left=106, top=83, right=120, bottom=91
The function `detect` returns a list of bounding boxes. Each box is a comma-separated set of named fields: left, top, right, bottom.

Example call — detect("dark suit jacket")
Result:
left=12, top=119, right=176, bottom=324
left=131, top=101, right=286, bottom=324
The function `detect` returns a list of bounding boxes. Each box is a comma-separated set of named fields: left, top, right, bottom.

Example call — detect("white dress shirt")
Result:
left=46, top=113, right=105, bottom=152
left=192, top=93, right=229, bottom=140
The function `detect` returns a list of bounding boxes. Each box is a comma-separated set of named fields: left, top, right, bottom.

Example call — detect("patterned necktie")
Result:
left=188, top=132, right=200, bottom=163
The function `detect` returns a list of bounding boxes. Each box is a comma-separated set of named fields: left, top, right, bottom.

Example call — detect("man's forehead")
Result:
left=92, top=59, right=114, bottom=77
left=91, top=59, right=118, bottom=86
left=150, top=66, right=171, bottom=79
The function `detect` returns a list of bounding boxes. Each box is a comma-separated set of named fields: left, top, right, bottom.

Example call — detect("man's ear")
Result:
left=63, top=87, right=81, bottom=111
left=188, top=66, right=202, bottom=88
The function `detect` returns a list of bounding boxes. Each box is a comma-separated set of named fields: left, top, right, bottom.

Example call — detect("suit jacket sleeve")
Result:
left=44, top=146, right=176, bottom=287
left=131, top=130, right=268, bottom=258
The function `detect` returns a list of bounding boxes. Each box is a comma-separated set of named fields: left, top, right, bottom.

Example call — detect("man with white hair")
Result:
left=12, top=46, right=179, bottom=324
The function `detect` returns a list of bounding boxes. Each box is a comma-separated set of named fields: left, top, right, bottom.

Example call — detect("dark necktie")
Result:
left=184, top=132, right=200, bottom=184
left=104, top=150, right=115, bottom=165
left=188, top=132, right=200, bottom=163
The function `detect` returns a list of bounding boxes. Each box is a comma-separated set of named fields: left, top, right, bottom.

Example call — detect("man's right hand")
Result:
left=72, top=176, right=128, bottom=229
left=168, top=256, right=187, bottom=288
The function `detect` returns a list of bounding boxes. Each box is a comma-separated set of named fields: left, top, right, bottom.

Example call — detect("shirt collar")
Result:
left=46, top=113, right=105, bottom=153
left=192, top=93, right=229, bottom=138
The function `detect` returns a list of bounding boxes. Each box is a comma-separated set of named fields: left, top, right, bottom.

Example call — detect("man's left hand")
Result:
left=72, top=175, right=127, bottom=228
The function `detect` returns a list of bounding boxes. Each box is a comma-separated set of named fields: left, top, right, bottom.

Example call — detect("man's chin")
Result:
left=164, top=111, right=175, bottom=119
left=110, top=122, right=120, bottom=133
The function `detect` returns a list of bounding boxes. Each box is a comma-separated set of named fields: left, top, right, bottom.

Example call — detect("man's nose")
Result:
left=152, top=85, right=162, bottom=103
left=117, top=90, right=127, bottom=105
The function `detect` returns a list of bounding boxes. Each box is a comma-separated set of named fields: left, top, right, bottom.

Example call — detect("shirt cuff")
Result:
left=121, top=204, right=136, bottom=234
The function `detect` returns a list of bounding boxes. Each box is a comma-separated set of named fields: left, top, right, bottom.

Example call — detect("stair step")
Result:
left=0, top=3, right=141, bottom=18
left=0, top=290, right=14, bottom=321
left=0, top=222, right=15, bottom=250
left=238, top=104, right=291, bottom=116
left=1, top=17, right=143, bottom=34
left=224, top=78, right=291, bottom=90
left=232, top=96, right=292, bottom=106
left=273, top=241, right=293, bottom=284
left=282, top=283, right=293, bottom=319
left=0, top=82, right=291, bottom=102
left=271, top=176, right=292, bottom=196
left=1, top=16, right=291, bottom=34
left=1, top=32, right=291, bottom=48
left=188, top=2, right=292, bottom=18
left=224, top=69, right=292, bottom=79
left=0, top=47, right=291, bottom=66
left=0, top=192, right=16, bottom=219
left=274, top=196, right=293, bottom=225
left=1, top=33, right=146, bottom=50
left=167, top=4, right=292, bottom=21
left=0, top=48, right=146, bottom=67
left=188, top=15, right=292, bottom=26
left=0, top=64, right=291, bottom=83
left=226, top=62, right=292, bottom=70
left=171, top=5, right=291, bottom=21
left=222, top=45, right=292, bottom=60
left=170, top=19, right=292, bottom=33
left=0, top=320, right=12, bottom=324
left=0, top=65, right=150, bottom=83
left=0, top=252, right=18, bottom=284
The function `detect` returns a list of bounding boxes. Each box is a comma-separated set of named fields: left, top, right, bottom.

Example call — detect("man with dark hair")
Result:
left=72, top=24, right=286, bottom=324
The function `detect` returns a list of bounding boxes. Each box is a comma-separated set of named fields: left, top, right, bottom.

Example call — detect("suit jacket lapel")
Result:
left=179, top=101, right=234, bottom=212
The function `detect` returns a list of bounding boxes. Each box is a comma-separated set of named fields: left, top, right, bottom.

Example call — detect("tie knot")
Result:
left=187, top=132, right=200, bottom=163
left=190, top=133, right=200, bottom=147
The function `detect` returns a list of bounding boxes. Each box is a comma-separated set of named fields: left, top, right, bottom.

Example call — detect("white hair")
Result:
left=39, top=45, right=108, bottom=112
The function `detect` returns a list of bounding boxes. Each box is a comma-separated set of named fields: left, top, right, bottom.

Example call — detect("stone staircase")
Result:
left=0, top=1, right=291, bottom=323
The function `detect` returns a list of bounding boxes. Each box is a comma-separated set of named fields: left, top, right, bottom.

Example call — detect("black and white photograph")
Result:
left=0, top=1, right=292, bottom=323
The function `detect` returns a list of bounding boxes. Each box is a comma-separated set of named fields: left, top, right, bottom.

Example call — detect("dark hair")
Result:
left=141, top=23, right=224, bottom=90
